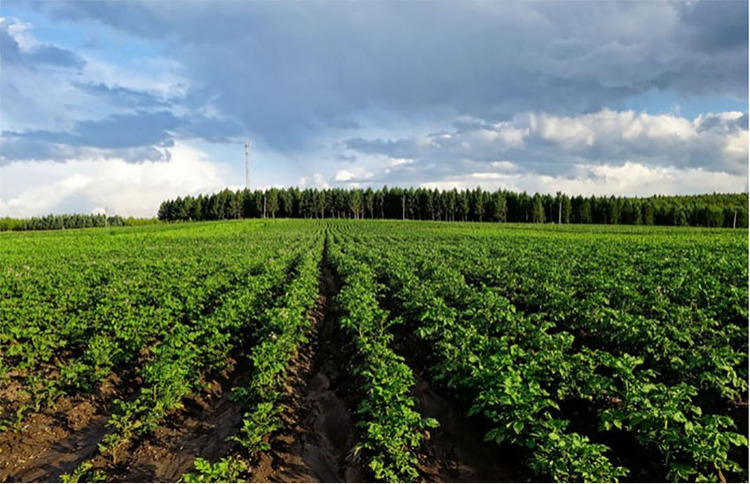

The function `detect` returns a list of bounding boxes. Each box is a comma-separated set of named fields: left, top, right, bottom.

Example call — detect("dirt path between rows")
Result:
left=414, top=377, right=518, bottom=482
left=102, top=375, right=247, bottom=482
left=252, top=256, right=366, bottom=483
left=0, top=374, right=121, bottom=482
left=383, top=297, right=520, bottom=482
left=108, top=250, right=365, bottom=483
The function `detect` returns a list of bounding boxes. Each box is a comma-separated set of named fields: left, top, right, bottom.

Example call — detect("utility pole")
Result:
left=245, top=141, right=251, bottom=189
left=733, top=209, right=737, bottom=229
left=557, top=192, right=562, bottom=224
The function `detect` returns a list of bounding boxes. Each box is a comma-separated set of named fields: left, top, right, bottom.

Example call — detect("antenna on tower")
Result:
left=245, top=140, right=251, bottom=189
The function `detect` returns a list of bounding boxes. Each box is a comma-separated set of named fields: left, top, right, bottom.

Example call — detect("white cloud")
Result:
left=311, top=173, right=329, bottom=189
left=723, top=130, right=748, bottom=161
left=419, top=162, right=746, bottom=197
left=3, top=17, right=35, bottom=49
left=389, top=157, right=413, bottom=166
left=334, top=169, right=356, bottom=182
left=533, top=114, right=596, bottom=148
left=0, top=141, right=229, bottom=218
left=334, top=168, right=374, bottom=182
left=532, top=109, right=698, bottom=145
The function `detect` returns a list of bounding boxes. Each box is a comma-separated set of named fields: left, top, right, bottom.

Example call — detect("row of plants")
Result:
left=327, top=233, right=438, bottom=482
left=2, top=219, right=746, bottom=483
left=96, top=252, right=294, bottom=457
left=350, top=236, right=629, bottom=481
left=58, top=241, right=313, bottom=481
left=182, top=239, right=323, bottom=482
left=183, top=230, right=438, bottom=483
left=0, top=221, right=323, bottom=482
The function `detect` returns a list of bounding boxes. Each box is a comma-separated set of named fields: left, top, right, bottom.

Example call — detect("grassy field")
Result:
left=0, top=219, right=747, bottom=482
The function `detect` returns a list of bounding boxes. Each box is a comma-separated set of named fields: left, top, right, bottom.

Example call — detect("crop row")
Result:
left=183, top=238, right=322, bottom=482
left=327, top=232, right=437, bottom=482
left=1, top=219, right=746, bottom=483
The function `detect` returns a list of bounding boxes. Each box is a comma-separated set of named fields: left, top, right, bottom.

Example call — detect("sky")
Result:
left=0, top=0, right=748, bottom=217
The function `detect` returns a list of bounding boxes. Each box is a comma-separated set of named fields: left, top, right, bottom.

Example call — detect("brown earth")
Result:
left=257, top=255, right=518, bottom=483
left=414, top=377, right=517, bottom=483
left=0, top=374, right=120, bottom=482
left=251, top=260, right=366, bottom=483
left=100, top=377, right=247, bottom=482
left=81, top=255, right=365, bottom=483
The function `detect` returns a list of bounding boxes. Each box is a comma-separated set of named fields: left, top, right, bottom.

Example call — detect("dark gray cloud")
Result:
left=677, top=0, right=748, bottom=53
left=33, top=0, right=747, bottom=152
left=0, top=20, right=84, bottom=69
left=27, top=44, right=85, bottom=69
left=0, top=27, right=23, bottom=63
left=1, top=111, right=178, bottom=162
left=0, top=107, right=247, bottom=161
left=2, top=0, right=747, bottom=201
left=72, top=82, right=171, bottom=108
left=0, top=136, right=169, bottom=165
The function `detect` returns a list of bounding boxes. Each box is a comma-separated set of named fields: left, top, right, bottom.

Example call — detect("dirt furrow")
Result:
left=379, top=290, right=521, bottom=482
left=253, top=258, right=365, bottom=483
left=0, top=374, right=122, bottom=483
left=101, top=376, right=246, bottom=482
left=413, top=377, right=518, bottom=482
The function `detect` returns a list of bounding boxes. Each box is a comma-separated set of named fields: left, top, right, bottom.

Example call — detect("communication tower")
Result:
left=245, top=140, right=251, bottom=189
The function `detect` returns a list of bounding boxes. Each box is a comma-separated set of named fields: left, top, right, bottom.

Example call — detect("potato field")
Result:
left=0, top=220, right=747, bottom=483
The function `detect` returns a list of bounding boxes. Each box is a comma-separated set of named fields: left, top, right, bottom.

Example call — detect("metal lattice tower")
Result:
left=245, top=140, right=251, bottom=189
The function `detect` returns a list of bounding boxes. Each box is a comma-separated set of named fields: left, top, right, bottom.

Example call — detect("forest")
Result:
left=0, top=215, right=159, bottom=232
left=157, top=187, right=748, bottom=228
left=2, top=188, right=745, bottom=232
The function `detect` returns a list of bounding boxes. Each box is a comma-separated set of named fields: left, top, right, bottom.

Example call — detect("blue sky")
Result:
left=0, top=0, right=747, bottom=217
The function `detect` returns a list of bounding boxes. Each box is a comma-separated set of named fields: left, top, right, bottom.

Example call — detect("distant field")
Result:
left=1, top=220, right=747, bottom=483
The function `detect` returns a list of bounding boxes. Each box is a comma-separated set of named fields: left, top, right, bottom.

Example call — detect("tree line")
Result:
left=0, top=214, right=159, bottom=232
left=158, top=187, right=748, bottom=228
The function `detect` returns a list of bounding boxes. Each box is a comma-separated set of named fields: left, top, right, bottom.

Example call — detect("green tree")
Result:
left=493, top=191, right=507, bottom=222
left=266, top=189, right=279, bottom=218
left=473, top=187, right=485, bottom=222
left=364, top=187, right=375, bottom=219
left=532, top=195, right=545, bottom=223
left=349, top=189, right=363, bottom=219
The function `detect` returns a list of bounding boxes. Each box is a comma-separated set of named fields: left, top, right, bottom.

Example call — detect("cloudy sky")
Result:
left=1, top=1, right=747, bottom=217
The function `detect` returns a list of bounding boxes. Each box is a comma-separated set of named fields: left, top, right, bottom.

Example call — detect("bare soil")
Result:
left=100, top=377, right=247, bottom=482
left=414, top=378, right=517, bottom=482
left=0, top=374, right=121, bottom=482
left=252, top=259, right=365, bottom=483
left=380, top=287, right=521, bottom=482
left=262, top=252, right=520, bottom=482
